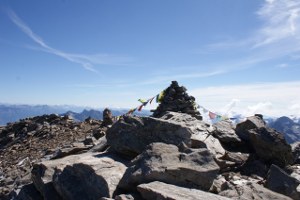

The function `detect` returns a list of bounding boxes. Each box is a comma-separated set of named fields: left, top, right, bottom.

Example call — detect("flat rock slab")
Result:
left=119, top=142, right=219, bottom=191
left=32, top=152, right=128, bottom=200
left=106, top=115, right=193, bottom=157
left=137, top=181, right=231, bottom=200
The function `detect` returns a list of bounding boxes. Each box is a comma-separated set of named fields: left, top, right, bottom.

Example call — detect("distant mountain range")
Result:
left=268, top=116, right=300, bottom=144
left=63, top=109, right=150, bottom=122
left=0, top=104, right=151, bottom=125
left=0, top=104, right=299, bottom=143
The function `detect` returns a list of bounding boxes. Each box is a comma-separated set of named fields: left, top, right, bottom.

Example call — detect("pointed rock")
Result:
left=265, top=164, right=300, bottom=200
left=236, top=116, right=293, bottom=167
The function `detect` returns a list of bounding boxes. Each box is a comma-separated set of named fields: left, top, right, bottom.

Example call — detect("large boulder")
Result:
left=15, top=183, right=43, bottom=200
left=161, top=112, right=226, bottom=158
left=236, top=116, right=293, bottom=167
left=265, top=164, right=300, bottom=200
left=119, top=142, right=219, bottom=191
left=236, top=116, right=266, bottom=141
left=31, top=152, right=128, bottom=199
left=213, top=120, right=241, bottom=143
left=213, top=120, right=245, bottom=152
left=106, top=115, right=193, bottom=157
left=137, top=181, right=231, bottom=200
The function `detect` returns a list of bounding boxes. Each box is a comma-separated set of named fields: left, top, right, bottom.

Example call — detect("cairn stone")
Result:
left=101, top=108, right=113, bottom=127
left=152, top=81, right=202, bottom=120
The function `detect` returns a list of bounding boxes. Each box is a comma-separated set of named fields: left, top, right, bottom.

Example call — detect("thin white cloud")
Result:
left=277, top=63, right=289, bottom=68
left=135, top=69, right=226, bottom=86
left=7, top=9, right=133, bottom=72
left=255, top=0, right=300, bottom=47
left=190, top=81, right=300, bottom=117
left=200, top=0, right=300, bottom=71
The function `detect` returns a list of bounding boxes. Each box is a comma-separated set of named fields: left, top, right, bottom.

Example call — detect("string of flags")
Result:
left=120, top=89, right=239, bottom=123
left=125, top=90, right=166, bottom=115
left=198, top=105, right=237, bottom=122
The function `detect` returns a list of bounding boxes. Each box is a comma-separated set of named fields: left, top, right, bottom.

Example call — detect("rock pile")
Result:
left=0, top=114, right=105, bottom=199
left=152, top=81, right=202, bottom=120
left=1, top=82, right=300, bottom=200
left=101, top=108, right=113, bottom=127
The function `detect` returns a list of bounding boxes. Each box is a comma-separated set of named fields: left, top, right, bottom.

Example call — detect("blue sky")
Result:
left=0, top=0, right=300, bottom=117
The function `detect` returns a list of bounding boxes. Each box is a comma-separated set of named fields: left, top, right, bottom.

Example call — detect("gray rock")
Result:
left=32, top=152, right=128, bottom=199
left=236, top=116, right=293, bottom=167
left=210, top=175, right=228, bottom=194
left=50, top=146, right=90, bottom=160
left=292, top=142, right=300, bottom=164
left=89, top=136, right=108, bottom=152
left=101, top=108, right=114, bottom=127
left=218, top=173, right=292, bottom=200
left=265, top=164, right=300, bottom=200
left=15, top=183, right=43, bottom=200
left=216, top=152, right=250, bottom=172
left=106, top=115, right=193, bottom=157
left=119, top=142, right=219, bottom=191
left=220, top=182, right=292, bottom=200
left=161, top=112, right=226, bottom=158
left=31, top=163, right=62, bottom=200
left=137, top=181, right=230, bottom=200
left=236, top=116, right=266, bottom=141
left=213, top=120, right=245, bottom=152
left=115, top=193, right=143, bottom=200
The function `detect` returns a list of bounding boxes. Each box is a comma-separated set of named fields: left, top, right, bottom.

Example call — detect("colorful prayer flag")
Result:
left=149, top=96, right=155, bottom=104
left=138, top=105, right=143, bottom=111
left=138, top=99, right=147, bottom=104
left=209, top=111, right=217, bottom=119
left=156, top=90, right=165, bottom=103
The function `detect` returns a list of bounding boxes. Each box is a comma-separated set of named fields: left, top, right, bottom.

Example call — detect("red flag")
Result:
left=138, top=105, right=143, bottom=111
left=149, top=96, right=155, bottom=104
left=209, top=111, right=217, bottom=119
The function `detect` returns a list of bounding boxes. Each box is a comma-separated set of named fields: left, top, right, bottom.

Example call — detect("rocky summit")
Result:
left=1, top=82, right=300, bottom=200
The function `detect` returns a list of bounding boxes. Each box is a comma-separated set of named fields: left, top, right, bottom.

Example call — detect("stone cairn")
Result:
left=101, top=108, right=114, bottom=127
left=152, top=81, right=202, bottom=120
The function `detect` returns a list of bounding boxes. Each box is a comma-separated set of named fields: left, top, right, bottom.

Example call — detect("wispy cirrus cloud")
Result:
left=135, top=69, right=226, bottom=86
left=202, top=0, right=300, bottom=68
left=254, top=0, right=300, bottom=47
left=7, top=9, right=133, bottom=73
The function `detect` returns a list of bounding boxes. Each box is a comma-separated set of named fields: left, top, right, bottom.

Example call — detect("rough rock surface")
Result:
left=119, top=142, right=219, bottom=191
left=213, top=120, right=245, bottom=151
left=292, top=142, right=300, bottom=164
left=0, top=114, right=104, bottom=199
left=236, top=116, right=266, bottom=141
left=236, top=116, right=293, bottom=167
left=137, top=181, right=231, bottom=200
left=0, top=81, right=298, bottom=200
left=101, top=108, right=113, bottom=127
left=106, top=115, right=193, bottom=157
left=216, top=172, right=293, bottom=200
left=265, top=164, right=300, bottom=200
left=152, top=81, right=202, bottom=120
left=31, top=152, right=128, bottom=199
